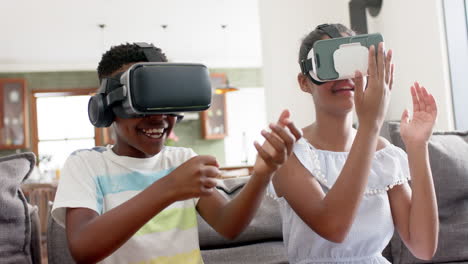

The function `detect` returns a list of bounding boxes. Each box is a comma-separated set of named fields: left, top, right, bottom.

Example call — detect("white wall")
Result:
left=258, top=0, right=350, bottom=129
left=259, top=0, right=454, bottom=130
left=367, top=0, right=453, bottom=130
left=0, top=0, right=262, bottom=71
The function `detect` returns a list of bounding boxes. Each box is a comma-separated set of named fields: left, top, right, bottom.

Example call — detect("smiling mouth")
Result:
left=141, top=128, right=166, bottom=139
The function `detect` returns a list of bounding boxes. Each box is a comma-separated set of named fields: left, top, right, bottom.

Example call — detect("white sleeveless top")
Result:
left=270, top=138, right=410, bottom=264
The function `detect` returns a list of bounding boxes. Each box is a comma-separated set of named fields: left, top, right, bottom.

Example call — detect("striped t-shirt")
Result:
left=52, top=146, right=203, bottom=264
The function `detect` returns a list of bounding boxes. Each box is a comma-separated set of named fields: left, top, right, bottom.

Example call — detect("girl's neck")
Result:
left=306, top=111, right=356, bottom=152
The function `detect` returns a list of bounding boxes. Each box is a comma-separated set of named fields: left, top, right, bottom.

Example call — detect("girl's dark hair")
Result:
left=97, top=43, right=167, bottom=80
left=298, top=23, right=355, bottom=64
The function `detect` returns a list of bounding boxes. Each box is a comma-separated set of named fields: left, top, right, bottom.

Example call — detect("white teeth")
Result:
left=147, top=134, right=162, bottom=139
left=141, top=128, right=165, bottom=139
left=142, top=128, right=164, bottom=133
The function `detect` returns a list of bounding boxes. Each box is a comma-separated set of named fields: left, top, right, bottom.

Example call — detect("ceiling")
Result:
left=0, top=0, right=262, bottom=72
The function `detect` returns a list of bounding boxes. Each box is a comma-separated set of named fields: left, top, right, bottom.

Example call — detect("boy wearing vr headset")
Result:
left=269, top=24, right=438, bottom=263
left=51, top=43, right=301, bottom=264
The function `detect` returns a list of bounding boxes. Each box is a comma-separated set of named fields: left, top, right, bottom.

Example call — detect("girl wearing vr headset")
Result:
left=51, top=43, right=302, bottom=264
left=270, top=24, right=439, bottom=263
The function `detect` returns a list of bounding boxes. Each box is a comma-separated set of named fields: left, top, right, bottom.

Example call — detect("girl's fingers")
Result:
left=285, top=121, right=303, bottom=141
left=429, top=94, right=438, bottom=116
left=254, top=141, right=275, bottom=166
left=276, top=109, right=290, bottom=127
left=269, top=124, right=294, bottom=155
left=421, top=87, right=433, bottom=113
left=367, top=45, right=377, bottom=80
left=415, top=82, right=426, bottom=112
left=353, top=70, right=364, bottom=103
left=384, top=49, right=393, bottom=85
left=400, top=109, right=410, bottom=124
left=377, top=42, right=385, bottom=81
left=389, top=63, right=395, bottom=91
left=261, top=128, right=286, bottom=157
left=411, top=85, right=420, bottom=112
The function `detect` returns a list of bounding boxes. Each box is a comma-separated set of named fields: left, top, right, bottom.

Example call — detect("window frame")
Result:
left=30, top=88, right=103, bottom=158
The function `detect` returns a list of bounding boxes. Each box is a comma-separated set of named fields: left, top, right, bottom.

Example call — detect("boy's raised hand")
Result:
left=400, top=82, right=438, bottom=146
left=167, top=155, right=220, bottom=201
left=253, top=109, right=302, bottom=179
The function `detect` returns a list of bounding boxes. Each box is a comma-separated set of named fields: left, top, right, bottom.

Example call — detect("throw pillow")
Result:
left=0, top=152, right=36, bottom=264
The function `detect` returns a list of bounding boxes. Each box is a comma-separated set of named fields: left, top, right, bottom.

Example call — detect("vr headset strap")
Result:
left=316, top=24, right=342, bottom=38
left=135, top=42, right=165, bottom=62
left=300, top=24, right=342, bottom=85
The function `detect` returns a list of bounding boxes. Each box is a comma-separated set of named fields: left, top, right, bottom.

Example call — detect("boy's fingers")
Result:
left=201, top=166, right=221, bottom=178
left=196, top=155, right=219, bottom=167
left=201, top=176, right=217, bottom=189
left=200, top=186, right=215, bottom=196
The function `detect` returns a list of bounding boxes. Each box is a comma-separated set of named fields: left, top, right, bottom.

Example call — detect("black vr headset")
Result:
left=88, top=43, right=212, bottom=127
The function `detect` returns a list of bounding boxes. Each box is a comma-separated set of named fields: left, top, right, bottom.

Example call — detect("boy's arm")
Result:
left=66, top=155, right=219, bottom=264
left=196, top=110, right=301, bottom=239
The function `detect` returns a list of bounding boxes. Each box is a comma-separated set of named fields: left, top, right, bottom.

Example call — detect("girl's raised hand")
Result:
left=353, top=42, right=394, bottom=130
left=400, top=82, right=438, bottom=146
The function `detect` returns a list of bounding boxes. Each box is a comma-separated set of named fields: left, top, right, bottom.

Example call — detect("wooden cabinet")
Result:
left=200, top=73, right=228, bottom=139
left=0, top=79, right=29, bottom=149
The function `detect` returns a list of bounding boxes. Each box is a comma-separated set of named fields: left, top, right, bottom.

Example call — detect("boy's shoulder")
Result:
left=161, top=146, right=197, bottom=159
left=69, top=146, right=109, bottom=157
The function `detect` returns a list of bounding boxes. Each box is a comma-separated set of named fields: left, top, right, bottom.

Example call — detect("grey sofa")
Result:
left=45, top=121, right=468, bottom=263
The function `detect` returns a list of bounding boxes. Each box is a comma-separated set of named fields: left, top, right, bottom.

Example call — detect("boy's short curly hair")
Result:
left=97, top=43, right=168, bottom=80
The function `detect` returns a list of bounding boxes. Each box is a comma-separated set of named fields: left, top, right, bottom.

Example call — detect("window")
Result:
left=32, top=89, right=101, bottom=171
left=224, top=87, right=267, bottom=166
left=443, top=0, right=468, bottom=129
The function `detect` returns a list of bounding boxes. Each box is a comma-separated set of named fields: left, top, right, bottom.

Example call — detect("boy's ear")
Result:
left=297, top=73, right=313, bottom=94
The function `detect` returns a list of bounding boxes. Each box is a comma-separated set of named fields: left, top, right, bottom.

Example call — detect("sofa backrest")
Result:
left=198, top=177, right=283, bottom=249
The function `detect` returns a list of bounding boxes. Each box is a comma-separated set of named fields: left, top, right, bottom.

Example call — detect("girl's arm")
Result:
left=388, top=82, right=439, bottom=260
left=196, top=110, right=302, bottom=239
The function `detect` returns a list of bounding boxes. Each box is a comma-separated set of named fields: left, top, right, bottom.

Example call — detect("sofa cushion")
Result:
left=198, top=177, right=283, bottom=249
left=201, top=241, right=288, bottom=264
left=387, top=122, right=468, bottom=263
left=0, top=152, right=36, bottom=264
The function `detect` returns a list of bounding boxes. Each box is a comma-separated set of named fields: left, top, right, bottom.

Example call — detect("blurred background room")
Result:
left=1, top=0, right=467, bottom=262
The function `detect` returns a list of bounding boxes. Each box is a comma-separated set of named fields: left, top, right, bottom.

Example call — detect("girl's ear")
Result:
left=297, top=73, right=313, bottom=94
